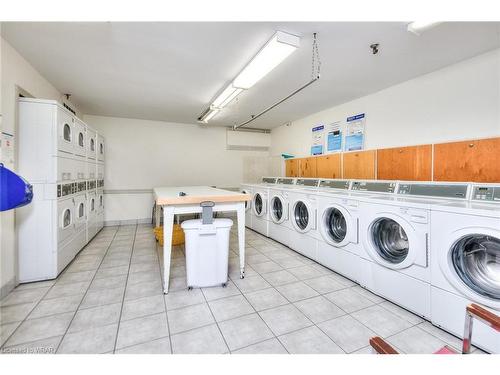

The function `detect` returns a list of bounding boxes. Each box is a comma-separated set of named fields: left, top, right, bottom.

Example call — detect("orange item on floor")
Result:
left=154, top=224, right=185, bottom=246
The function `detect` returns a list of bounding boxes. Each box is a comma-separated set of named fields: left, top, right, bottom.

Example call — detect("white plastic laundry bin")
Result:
left=181, top=218, right=233, bottom=288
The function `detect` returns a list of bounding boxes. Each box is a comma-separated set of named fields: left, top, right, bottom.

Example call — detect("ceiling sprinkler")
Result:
left=370, top=43, right=379, bottom=55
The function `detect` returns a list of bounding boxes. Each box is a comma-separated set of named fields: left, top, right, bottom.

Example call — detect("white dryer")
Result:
left=239, top=183, right=254, bottom=230
left=358, top=182, right=470, bottom=319
left=250, top=177, right=278, bottom=237
left=287, top=179, right=320, bottom=260
left=431, top=184, right=500, bottom=353
left=268, top=178, right=296, bottom=247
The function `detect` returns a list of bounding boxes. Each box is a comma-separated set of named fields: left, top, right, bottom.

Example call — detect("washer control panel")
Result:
left=276, top=178, right=295, bottom=185
left=351, top=181, right=396, bottom=193
left=57, top=183, right=74, bottom=198
left=397, top=183, right=468, bottom=199
left=87, top=180, right=97, bottom=190
left=295, top=179, right=319, bottom=187
left=472, top=185, right=500, bottom=202
left=319, top=179, right=350, bottom=190
left=262, top=177, right=277, bottom=184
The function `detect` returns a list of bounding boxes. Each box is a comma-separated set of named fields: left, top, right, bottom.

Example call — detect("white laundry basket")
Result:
left=181, top=218, right=233, bottom=288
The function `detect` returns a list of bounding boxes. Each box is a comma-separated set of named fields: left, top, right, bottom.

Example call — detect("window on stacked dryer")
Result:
left=63, top=123, right=71, bottom=142
left=371, top=218, right=409, bottom=264
left=324, top=207, right=347, bottom=243
left=63, top=209, right=72, bottom=228
left=78, top=132, right=84, bottom=148
left=451, top=234, right=500, bottom=300
left=78, top=202, right=85, bottom=218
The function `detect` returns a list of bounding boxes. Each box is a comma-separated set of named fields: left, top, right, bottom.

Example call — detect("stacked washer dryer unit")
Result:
left=250, top=177, right=278, bottom=236
left=287, top=178, right=321, bottom=260
left=86, top=128, right=105, bottom=240
left=268, top=177, right=297, bottom=247
left=431, top=183, right=499, bottom=353
left=357, top=181, right=471, bottom=319
left=17, top=98, right=106, bottom=282
left=239, top=182, right=254, bottom=229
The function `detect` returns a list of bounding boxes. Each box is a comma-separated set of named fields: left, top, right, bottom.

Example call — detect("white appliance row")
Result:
left=17, top=98, right=106, bottom=282
left=240, top=177, right=499, bottom=353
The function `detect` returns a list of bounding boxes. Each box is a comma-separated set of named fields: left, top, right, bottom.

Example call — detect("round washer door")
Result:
left=241, top=190, right=252, bottom=212
left=291, top=199, right=316, bottom=233
left=320, top=204, right=353, bottom=247
left=444, top=230, right=500, bottom=306
left=270, top=195, right=288, bottom=224
left=252, top=192, right=267, bottom=217
left=364, top=213, right=421, bottom=269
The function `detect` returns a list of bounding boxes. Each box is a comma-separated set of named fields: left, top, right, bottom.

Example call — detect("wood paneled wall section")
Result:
left=433, top=138, right=500, bottom=182
left=377, top=145, right=432, bottom=181
left=343, top=150, right=376, bottom=179
left=316, top=154, right=342, bottom=178
left=284, top=136, right=500, bottom=182
left=285, top=159, right=299, bottom=177
left=299, top=157, right=317, bottom=177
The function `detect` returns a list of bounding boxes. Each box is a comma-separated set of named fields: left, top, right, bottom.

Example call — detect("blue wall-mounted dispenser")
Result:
left=0, top=163, right=33, bottom=212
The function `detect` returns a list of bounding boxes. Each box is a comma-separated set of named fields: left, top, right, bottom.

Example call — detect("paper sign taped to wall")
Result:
left=311, top=125, right=325, bottom=155
left=0, top=132, right=15, bottom=166
left=345, top=113, right=365, bottom=151
left=326, top=121, right=342, bottom=153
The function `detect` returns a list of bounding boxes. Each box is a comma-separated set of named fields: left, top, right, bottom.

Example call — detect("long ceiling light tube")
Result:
left=198, top=107, right=220, bottom=123
left=197, top=30, right=300, bottom=123
left=233, top=32, right=321, bottom=130
left=407, top=21, right=442, bottom=35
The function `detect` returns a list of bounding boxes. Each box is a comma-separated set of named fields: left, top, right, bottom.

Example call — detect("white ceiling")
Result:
left=3, top=22, right=500, bottom=129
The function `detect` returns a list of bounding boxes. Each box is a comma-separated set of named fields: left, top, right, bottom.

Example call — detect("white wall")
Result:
left=83, top=115, right=271, bottom=223
left=270, top=48, right=500, bottom=172
left=0, top=37, right=80, bottom=296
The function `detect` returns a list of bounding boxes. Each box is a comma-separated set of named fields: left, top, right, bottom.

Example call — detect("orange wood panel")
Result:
left=299, top=157, right=317, bottom=177
left=433, top=137, right=500, bottom=182
left=377, top=145, right=432, bottom=181
left=342, top=150, right=376, bottom=179
left=285, top=159, right=300, bottom=177
left=316, top=154, right=342, bottom=179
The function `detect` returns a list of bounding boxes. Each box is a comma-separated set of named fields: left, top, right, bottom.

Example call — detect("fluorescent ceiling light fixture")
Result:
left=199, top=30, right=300, bottom=123
left=233, top=31, right=300, bottom=89
left=212, top=84, right=244, bottom=109
left=198, top=107, right=220, bottom=123
left=407, top=21, right=442, bottom=35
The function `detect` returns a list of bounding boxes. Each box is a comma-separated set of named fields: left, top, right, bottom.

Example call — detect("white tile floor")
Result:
left=0, top=224, right=486, bottom=354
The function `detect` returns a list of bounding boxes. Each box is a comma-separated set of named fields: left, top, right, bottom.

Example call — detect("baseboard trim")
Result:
left=104, top=218, right=152, bottom=227
left=0, top=276, right=17, bottom=299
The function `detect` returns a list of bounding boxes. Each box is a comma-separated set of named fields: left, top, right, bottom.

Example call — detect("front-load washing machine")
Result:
left=268, top=178, right=296, bottom=247
left=250, top=177, right=280, bottom=237
left=240, top=183, right=254, bottom=230
left=316, top=180, right=398, bottom=285
left=287, top=179, right=321, bottom=260
left=315, top=179, right=364, bottom=283
left=358, top=182, right=471, bottom=319
left=430, top=183, right=499, bottom=353
left=242, top=177, right=277, bottom=233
